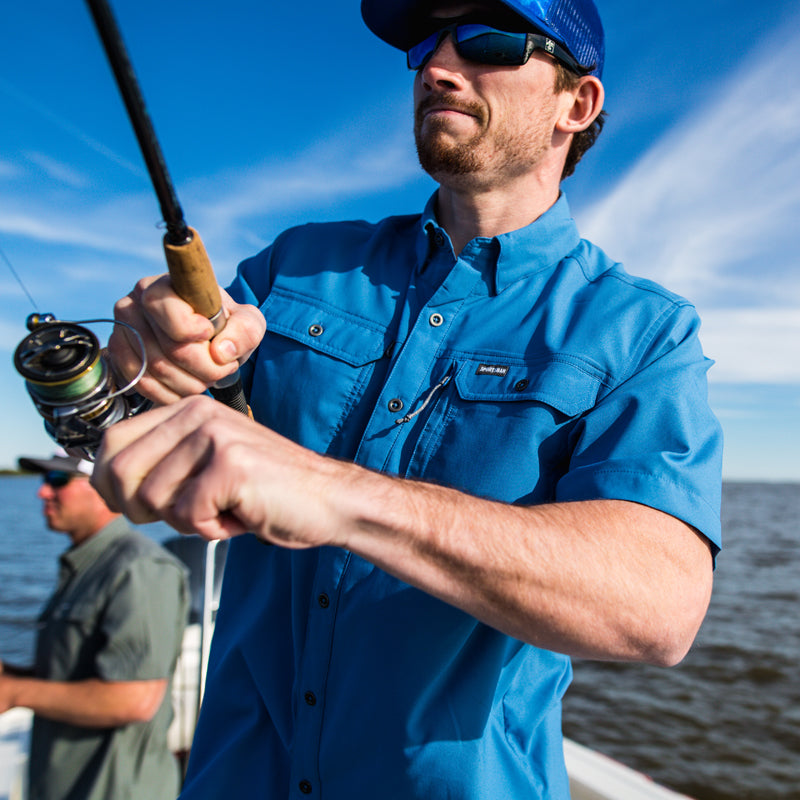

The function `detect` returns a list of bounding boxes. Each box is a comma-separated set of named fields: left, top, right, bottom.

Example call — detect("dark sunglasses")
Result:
left=43, top=470, right=75, bottom=489
left=407, top=22, right=582, bottom=74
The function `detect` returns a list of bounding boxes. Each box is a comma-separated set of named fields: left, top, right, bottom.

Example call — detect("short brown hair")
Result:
left=554, top=63, right=607, bottom=180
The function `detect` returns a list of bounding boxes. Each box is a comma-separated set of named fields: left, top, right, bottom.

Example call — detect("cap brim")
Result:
left=361, top=0, right=563, bottom=52
left=361, top=0, right=430, bottom=51
left=18, top=454, right=93, bottom=476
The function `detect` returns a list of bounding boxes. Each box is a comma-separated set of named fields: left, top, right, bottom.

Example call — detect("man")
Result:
left=0, top=450, right=189, bottom=800
left=93, top=0, right=723, bottom=797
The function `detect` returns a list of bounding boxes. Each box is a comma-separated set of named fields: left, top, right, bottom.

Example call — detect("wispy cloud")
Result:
left=0, top=205, right=162, bottom=263
left=23, top=151, right=89, bottom=188
left=700, top=309, right=800, bottom=383
left=186, top=116, right=422, bottom=250
left=0, top=160, right=20, bottom=179
left=579, top=17, right=800, bottom=385
left=0, top=77, right=147, bottom=179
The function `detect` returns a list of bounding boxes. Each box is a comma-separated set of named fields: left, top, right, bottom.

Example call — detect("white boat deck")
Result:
left=2, top=704, right=695, bottom=800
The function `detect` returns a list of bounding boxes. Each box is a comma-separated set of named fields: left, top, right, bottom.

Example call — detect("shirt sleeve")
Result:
left=556, top=302, right=723, bottom=554
left=94, top=556, right=189, bottom=682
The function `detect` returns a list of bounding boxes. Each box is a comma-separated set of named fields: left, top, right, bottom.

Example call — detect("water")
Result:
left=1, top=477, right=798, bottom=798
left=0, top=475, right=176, bottom=664
left=562, top=482, right=800, bottom=800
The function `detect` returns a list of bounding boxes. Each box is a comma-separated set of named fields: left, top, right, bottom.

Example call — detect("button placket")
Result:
left=290, top=550, right=351, bottom=800
left=352, top=257, right=484, bottom=474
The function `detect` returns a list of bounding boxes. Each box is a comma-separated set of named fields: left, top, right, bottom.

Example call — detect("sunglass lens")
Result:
left=407, top=24, right=529, bottom=70
left=456, top=25, right=528, bottom=65
left=44, top=471, right=72, bottom=489
left=407, top=30, right=441, bottom=70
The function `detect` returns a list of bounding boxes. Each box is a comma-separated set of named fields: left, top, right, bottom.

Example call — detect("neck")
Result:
left=69, top=512, right=120, bottom=546
left=435, top=171, right=561, bottom=255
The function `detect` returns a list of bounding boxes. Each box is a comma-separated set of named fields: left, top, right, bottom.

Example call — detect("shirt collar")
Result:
left=60, top=516, right=129, bottom=574
left=416, top=191, right=582, bottom=293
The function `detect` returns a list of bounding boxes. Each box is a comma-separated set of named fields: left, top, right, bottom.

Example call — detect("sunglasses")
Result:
left=43, top=470, right=75, bottom=489
left=407, top=22, right=582, bottom=74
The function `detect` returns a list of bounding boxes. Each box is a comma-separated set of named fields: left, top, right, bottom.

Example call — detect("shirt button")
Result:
left=429, top=313, right=444, bottom=327
left=433, top=230, right=445, bottom=247
left=304, top=691, right=317, bottom=706
left=514, top=379, right=530, bottom=392
left=299, top=780, right=313, bottom=794
left=388, top=398, right=404, bottom=412
left=318, top=593, right=330, bottom=608
left=308, top=324, right=323, bottom=337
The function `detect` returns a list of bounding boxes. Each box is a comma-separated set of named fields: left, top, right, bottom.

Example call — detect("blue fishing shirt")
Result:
left=180, top=193, right=723, bottom=799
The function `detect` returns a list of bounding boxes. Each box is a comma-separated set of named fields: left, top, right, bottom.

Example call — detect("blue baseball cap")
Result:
left=361, top=0, right=605, bottom=78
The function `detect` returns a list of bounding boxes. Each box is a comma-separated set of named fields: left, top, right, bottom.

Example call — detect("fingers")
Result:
left=92, top=396, right=261, bottom=537
left=92, top=398, right=205, bottom=520
left=92, top=394, right=341, bottom=547
left=110, top=290, right=207, bottom=405
left=107, top=276, right=265, bottom=404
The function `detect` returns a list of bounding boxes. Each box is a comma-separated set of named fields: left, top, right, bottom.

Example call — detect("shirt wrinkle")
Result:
left=183, top=190, right=724, bottom=800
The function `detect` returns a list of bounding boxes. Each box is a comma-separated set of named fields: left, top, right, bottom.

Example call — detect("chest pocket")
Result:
left=251, top=289, right=391, bottom=454
left=408, top=356, right=605, bottom=504
left=36, top=595, right=105, bottom=680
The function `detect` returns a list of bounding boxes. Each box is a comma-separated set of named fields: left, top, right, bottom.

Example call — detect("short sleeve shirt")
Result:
left=180, top=193, right=723, bottom=799
left=29, top=518, right=189, bottom=800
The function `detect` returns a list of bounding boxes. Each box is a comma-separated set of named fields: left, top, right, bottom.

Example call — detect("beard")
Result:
left=414, top=91, right=554, bottom=184
left=414, top=93, right=487, bottom=177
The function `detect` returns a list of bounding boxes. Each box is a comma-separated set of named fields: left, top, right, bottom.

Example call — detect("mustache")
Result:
left=415, top=93, right=486, bottom=125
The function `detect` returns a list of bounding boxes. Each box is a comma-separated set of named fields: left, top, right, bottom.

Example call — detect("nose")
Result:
left=38, top=482, right=54, bottom=500
left=418, top=33, right=466, bottom=90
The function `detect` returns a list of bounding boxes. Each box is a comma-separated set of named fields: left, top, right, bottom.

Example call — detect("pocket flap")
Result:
left=454, top=357, right=603, bottom=417
left=264, top=289, right=389, bottom=367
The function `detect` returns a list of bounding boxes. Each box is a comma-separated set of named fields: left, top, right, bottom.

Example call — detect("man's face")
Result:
left=37, top=474, right=105, bottom=543
left=412, top=1, right=564, bottom=187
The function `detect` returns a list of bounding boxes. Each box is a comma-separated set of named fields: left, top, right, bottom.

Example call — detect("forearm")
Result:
left=336, top=467, right=713, bottom=665
left=2, top=676, right=167, bottom=727
left=93, top=397, right=713, bottom=666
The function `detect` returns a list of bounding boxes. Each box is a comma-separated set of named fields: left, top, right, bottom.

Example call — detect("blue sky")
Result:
left=1, top=0, right=798, bottom=481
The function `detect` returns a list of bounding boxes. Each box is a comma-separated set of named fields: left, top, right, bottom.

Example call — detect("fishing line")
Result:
left=0, top=242, right=39, bottom=310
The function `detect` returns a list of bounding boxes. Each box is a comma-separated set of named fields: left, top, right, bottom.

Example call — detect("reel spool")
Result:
left=14, top=314, right=150, bottom=459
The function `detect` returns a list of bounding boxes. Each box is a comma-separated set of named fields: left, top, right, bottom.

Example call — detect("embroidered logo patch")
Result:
left=476, top=364, right=510, bottom=377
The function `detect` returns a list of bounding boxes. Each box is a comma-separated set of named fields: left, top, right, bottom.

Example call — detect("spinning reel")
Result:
left=13, top=313, right=151, bottom=459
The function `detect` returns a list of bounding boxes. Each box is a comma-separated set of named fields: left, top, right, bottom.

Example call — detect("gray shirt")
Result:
left=29, top=517, right=189, bottom=800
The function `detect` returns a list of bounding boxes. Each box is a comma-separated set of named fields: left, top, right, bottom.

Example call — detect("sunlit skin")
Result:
left=38, top=475, right=119, bottom=545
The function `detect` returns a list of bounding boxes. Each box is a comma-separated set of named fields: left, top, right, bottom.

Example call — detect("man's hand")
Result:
left=92, top=395, right=347, bottom=547
left=108, top=274, right=266, bottom=405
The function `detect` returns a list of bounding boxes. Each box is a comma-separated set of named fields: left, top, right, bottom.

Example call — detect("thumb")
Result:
left=209, top=292, right=266, bottom=366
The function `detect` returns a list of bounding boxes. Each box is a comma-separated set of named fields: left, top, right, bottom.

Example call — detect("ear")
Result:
left=556, top=75, right=604, bottom=134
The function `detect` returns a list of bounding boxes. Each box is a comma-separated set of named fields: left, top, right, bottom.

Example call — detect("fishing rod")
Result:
left=14, top=0, right=249, bottom=458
